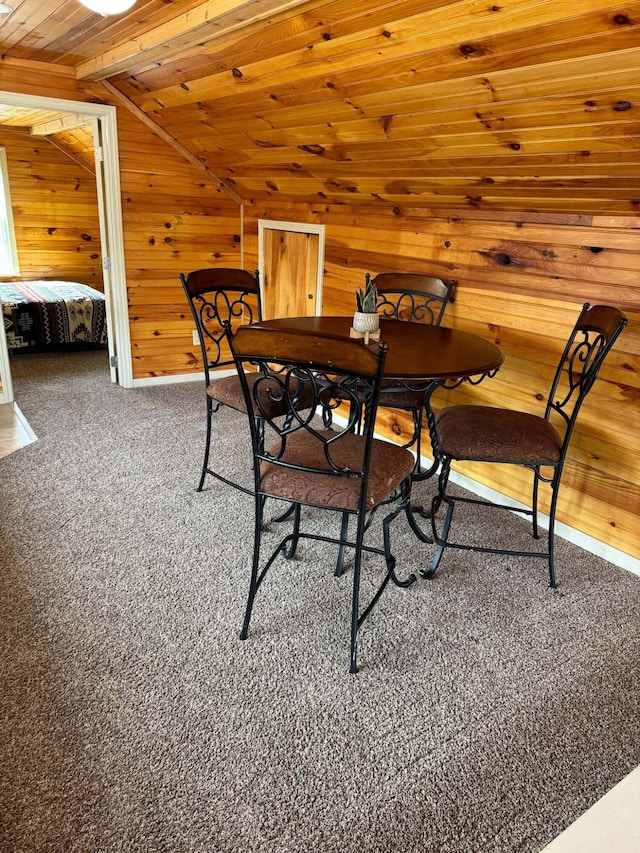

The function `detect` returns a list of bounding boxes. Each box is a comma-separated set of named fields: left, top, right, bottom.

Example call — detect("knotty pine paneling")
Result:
left=111, top=0, right=640, bottom=213
left=2, top=62, right=638, bottom=565
left=242, top=200, right=640, bottom=563
left=0, top=125, right=102, bottom=286
left=6, top=3, right=640, bottom=215
left=116, top=94, right=242, bottom=379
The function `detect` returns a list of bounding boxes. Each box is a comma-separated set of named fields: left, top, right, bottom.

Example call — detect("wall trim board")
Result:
left=13, top=402, right=37, bottom=445
left=0, top=309, right=12, bottom=404
left=131, top=368, right=234, bottom=387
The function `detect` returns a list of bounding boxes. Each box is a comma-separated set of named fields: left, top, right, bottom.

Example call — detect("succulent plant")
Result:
left=355, top=275, right=379, bottom=313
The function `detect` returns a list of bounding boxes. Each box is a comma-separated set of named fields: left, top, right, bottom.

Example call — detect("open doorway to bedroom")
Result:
left=0, top=92, right=131, bottom=455
left=0, top=116, right=108, bottom=353
left=0, top=91, right=131, bottom=401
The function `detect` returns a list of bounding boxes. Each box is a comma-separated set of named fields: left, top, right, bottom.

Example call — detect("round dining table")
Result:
left=252, top=314, right=505, bottom=562
left=254, top=315, right=505, bottom=386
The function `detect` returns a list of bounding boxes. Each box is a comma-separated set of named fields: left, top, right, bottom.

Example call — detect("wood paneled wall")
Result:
left=115, top=110, right=241, bottom=378
left=1, top=60, right=638, bottom=566
left=242, top=201, right=640, bottom=563
left=0, top=125, right=102, bottom=287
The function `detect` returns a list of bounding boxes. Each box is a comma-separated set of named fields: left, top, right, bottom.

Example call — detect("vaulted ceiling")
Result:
left=1, top=0, right=640, bottom=213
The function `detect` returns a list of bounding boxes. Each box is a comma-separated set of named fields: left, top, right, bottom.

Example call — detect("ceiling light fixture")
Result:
left=78, top=0, right=136, bottom=15
left=0, top=3, right=14, bottom=13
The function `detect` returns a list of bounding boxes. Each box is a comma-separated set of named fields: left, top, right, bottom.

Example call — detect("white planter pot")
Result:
left=353, top=311, right=380, bottom=334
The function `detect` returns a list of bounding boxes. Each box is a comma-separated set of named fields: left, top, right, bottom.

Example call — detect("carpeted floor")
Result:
left=1, top=350, right=639, bottom=853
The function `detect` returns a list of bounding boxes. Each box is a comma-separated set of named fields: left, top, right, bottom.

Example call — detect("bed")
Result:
left=0, top=280, right=107, bottom=352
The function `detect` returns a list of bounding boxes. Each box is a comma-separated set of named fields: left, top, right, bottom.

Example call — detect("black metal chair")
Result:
left=425, top=303, right=627, bottom=588
left=230, top=325, right=416, bottom=673
left=179, top=267, right=264, bottom=494
left=370, top=272, right=456, bottom=476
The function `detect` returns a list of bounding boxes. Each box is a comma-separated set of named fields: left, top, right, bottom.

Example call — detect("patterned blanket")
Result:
left=0, top=280, right=107, bottom=351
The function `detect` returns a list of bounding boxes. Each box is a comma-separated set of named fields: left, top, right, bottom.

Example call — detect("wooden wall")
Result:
left=242, top=201, right=640, bottom=564
left=0, top=125, right=102, bottom=287
left=115, top=110, right=241, bottom=378
left=1, top=59, right=638, bottom=566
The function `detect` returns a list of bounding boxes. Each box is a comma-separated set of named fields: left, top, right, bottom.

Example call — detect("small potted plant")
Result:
left=353, top=274, right=380, bottom=337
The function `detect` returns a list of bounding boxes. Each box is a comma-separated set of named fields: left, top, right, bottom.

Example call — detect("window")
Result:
left=0, top=148, right=19, bottom=276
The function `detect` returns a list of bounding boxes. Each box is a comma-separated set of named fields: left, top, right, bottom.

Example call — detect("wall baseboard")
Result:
left=132, top=368, right=235, bottom=388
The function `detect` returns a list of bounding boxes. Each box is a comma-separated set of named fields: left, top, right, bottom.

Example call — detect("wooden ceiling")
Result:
left=2, top=0, right=640, bottom=212
left=0, top=102, right=95, bottom=172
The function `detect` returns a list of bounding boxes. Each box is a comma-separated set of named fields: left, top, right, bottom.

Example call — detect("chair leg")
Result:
left=335, top=512, right=350, bottom=576
left=242, top=500, right=305, bottom=640
left=350, top=478, right=416, bottom=672
left=547, top=482, right=560, bottom=589
left=272, top=502, right=296, bottom=523
left=240, top=496, right=265, bottom=640
left=256, top=416, right=265, bottom=456
left=533, top=466, right=559, bottom=588
left=283, top=504, right=301, bottom=559
left=404, top=502, right=434, bottom=544
left=531, top=468, right=541, bottom=539
left=424, top=495, right=454, bottom=579
left=423, top=460, right=453, bottom=579
left=383, top=479, right=416, bottom=588
left=349, top=516, right=367, bottom=674
left=198, top=397, right=214, bottom=492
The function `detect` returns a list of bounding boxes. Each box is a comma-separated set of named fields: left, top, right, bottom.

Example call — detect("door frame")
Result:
left=257, top=219, right=325, bottom=316
left=0, top=90, right=132, bottom=399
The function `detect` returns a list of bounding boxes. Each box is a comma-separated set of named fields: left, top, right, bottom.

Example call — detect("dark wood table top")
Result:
left=255, top=316, right=505, bottom=383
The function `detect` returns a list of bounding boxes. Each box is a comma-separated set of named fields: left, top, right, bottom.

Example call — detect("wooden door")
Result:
left=261, top=227, right=321, bottom=320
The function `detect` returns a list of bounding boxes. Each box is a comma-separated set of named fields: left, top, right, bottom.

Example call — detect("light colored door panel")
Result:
left=258, top=220, right=325, bottom=320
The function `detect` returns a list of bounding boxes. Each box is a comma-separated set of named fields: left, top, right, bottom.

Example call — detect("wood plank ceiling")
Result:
left=0, top=103, right=95, bottom=171
left=1, top=0, right=639, bottom=213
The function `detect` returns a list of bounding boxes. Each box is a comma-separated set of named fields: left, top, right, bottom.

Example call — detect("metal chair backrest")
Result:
left=370, top=272, right=456, bottom=325
left=180, top=268, right=261, bottom=384
left=231, top=326, right=388, bottom=505
left=545, top=302, right=627, bottom=455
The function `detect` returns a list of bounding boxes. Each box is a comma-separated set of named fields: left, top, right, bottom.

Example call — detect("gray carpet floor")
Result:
left=1, top=349, right=639, bottom=852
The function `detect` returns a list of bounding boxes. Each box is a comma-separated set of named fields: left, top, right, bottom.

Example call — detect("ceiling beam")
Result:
left=76, top=0, right=312, bottom=82
left=30, top=113, right=92, bottom=136
left=101, top=80, right=242, bottom=205
left=1, top=56, right=77, bottom=79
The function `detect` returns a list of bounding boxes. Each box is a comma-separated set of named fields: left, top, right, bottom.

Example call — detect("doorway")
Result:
left=258, top=220, right=325, bottom=319
left=0, top=90, right=132, bottom=404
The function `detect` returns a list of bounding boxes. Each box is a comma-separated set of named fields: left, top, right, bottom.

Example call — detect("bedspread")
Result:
left=0, top=280, right=107, bottom=351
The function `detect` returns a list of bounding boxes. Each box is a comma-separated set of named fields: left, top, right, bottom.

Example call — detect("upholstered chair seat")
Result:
left=377, top=385, right=425, bottom=410
left=436, top=405, right=563, bottom=464
left=208, top=373, right=314, bottom=418
left=260, top=431, right=415, bottom=511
